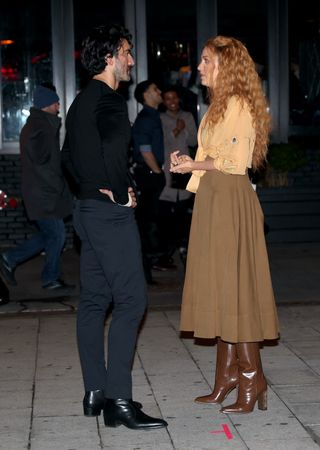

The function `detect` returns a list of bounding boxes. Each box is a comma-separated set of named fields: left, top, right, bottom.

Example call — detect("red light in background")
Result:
left=31, top=53, right=48, bottom=64
left=1, top=66, right=18, bottom=80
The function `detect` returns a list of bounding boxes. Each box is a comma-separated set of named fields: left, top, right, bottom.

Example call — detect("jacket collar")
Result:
left=29, top=107, right=61, bottom=130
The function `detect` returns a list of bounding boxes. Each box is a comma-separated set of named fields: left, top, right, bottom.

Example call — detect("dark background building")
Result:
left=0, top=0, right=319, bottom=246
left=0, top=0, right=319, bottom=148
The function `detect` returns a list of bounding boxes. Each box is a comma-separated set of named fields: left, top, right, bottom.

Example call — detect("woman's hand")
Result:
left=170, top=150, right=180, bottom=166
left=170, top=151, right=194, bottom=174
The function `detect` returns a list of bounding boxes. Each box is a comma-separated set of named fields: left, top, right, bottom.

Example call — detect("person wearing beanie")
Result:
left=0, top=84, right=74, bottom=294
left=33, top=85, right=60, bottom=111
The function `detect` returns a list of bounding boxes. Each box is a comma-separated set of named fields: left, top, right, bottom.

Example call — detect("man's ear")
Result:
left=105, top=54, right=114, bottom=66
left=142, top=90, right=148, bottom=104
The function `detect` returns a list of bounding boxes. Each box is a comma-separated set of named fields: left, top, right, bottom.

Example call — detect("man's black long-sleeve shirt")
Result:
left=62, top=79, right=131, bottom=205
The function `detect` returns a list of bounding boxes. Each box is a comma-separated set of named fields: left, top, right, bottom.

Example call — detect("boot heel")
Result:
left=103, top=416, right=121, bottom=428
left=257, top=390, right=267, bottom=410
left=84, top=405, right=102, bottom=416
left=83, top=390, right=105, bottom=417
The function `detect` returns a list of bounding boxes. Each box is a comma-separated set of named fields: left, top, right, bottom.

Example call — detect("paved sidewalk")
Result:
left=0, top=306, right=320, bottom=449
left=0, top=243, right=319, bottom=449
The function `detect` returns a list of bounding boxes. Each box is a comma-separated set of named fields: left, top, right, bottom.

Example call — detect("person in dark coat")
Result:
left=0, top=85, right=74, bottom=293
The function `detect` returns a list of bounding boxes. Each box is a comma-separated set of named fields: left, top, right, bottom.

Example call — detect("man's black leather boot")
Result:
left=83, top=391, right=143, bottom=417
left=103, top=398, right=168, bottom=430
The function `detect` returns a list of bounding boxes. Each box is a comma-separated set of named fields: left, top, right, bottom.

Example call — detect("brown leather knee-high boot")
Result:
left=195, top=339, right=238, bottom=404
left=221, top=342, right=267, bottom=414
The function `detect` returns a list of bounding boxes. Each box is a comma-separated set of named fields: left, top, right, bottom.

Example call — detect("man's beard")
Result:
left=115, top=65, right=131, bottom=83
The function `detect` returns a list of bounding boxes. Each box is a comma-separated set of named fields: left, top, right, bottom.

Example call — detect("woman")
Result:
left=170, top=36, right=279, bottom=414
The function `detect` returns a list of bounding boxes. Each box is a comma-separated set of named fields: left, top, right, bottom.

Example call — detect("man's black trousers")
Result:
left=73, top=199, right=147, bottom=399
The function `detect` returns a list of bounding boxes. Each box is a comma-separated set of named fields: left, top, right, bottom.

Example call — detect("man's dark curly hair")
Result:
left=134, top=80, right=154, bottom=105
left=81, top=24, right=132, bottom=75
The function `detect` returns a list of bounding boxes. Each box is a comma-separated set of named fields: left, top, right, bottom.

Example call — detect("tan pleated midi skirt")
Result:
left=180, top=170, right=279, bottom=342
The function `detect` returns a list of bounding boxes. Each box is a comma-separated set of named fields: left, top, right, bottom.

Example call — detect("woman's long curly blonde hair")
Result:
left=203, top=36, right=271, bottom=170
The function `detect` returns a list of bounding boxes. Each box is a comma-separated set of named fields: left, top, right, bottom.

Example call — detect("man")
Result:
left=132, top=81, right=164, bottom=175
left=132, top=81, right=170, bottom=280
left=62, top=25, right=167, bottom=430
left=0, top=85, right=74, bottom=294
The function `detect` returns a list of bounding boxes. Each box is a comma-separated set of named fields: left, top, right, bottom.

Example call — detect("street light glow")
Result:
left=0, top=40, right=14, bottom=45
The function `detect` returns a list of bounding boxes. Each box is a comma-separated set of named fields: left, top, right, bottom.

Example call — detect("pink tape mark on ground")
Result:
left=222, top=423, right=233, bottom=439
left=209, top=423, right=233, bottom=440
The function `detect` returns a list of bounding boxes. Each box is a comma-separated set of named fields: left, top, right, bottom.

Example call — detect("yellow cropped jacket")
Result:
left=187, top=96, right=256, bottom=193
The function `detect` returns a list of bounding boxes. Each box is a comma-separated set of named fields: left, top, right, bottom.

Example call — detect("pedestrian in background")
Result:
left=171, top=35, right=279, bottom=414
left=132, top=81, right=167, bottom=281
left=0, top=85, right=74, bottom=294
left=62, top=24, right=167, bottom=430
left=159, top=86, right=197, bottom=263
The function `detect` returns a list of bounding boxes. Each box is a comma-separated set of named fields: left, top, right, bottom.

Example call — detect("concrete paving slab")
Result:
left=0, top=358, right=36, bottom=382
left=279, top=326, right=320, bottom=341
left=98, top=420, right=173, bottom=450
left=0, top=409, right=31, bottom=450
left=285, top=339, right=320, bottom=361
left=0, top=315, right=39, bottom=389
left=35, top=360, right=81, bottom=380
left=36, top=347, right=79, bottom=360
left=310, top=363, right=320, bottom=376
left=0, top=436, right=29, bottom=450
left=229, top=411, right=311, bottom=441
left=307, top=425, right=320, bottom=447
left=142, top=310, right=175, bottom=327
left=260, top=342, right=294, bottom=357
left=0, top=382, right=33, bottom=409
left=262, top=350, right=308, bottom=366
left=162, top=416, right=246, bottom=450
left=0, top=315, right=38, bottom=331
left=265, top=367, right=320, bottom=385
left=143, top=372, right=211, bottom=397
left=244, top=437, right=320, bottom=449
left=164, top=310, right=181, bottom=330
left=280, top=305, right=320, bottom=320
left=288, top=403, right=320, bottom=426
left=33, top=378, right=83, bottom=417
left=274, top=384, right=320, bottom=404
left=263, top=358, right=310, bottom=377
left=31, top=416, right=100, bottom=450
left=137, top=357, right=198, bottom=377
